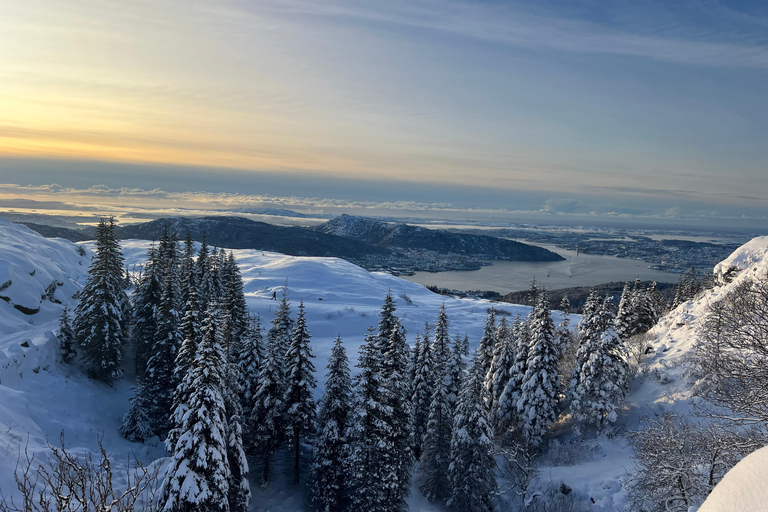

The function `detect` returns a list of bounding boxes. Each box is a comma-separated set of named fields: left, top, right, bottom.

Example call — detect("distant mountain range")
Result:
left=313, top=214, right=564, bottom=262
left=23, top=214, right=563, bottom=272
left=115, top=216, right=390, bottom=260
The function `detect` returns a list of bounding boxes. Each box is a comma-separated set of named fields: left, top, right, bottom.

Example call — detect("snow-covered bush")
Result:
left=626, top=413, right=762, bottom=512
left=695, top=275, right=768, bottom=424
left=0, top=436, right=158, bottom=512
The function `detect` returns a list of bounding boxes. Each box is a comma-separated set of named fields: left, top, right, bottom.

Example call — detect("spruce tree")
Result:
left=224, top=360, right=251, bottom=512
left=556, top=296, right=573, bottom=357
left=517, top=293, right=560, bottom=444
left=251, top=307, right=287, bottom=482
left=222, top=252, right=249, bottom=356
left=132, top=245, right=162, bottom=379
left=487, top=315, right=512, bottom=413
left=495, top=316, right=528, bottom=436
left=348, top=328, right=388, bottom=511
left=269, top=287, right=293, bottom=359
left=283, top=301, right=317, bottom=484
left=159, top=306, right=231, bottom=512
left=419, top=370, right=453, bottom=502
left=614, top=282, right=635, bottom=341
left=311, top=335, right=353, bottom=512
left=165, top=287, right=202, bottom=452
left=196, top=232, right=211, bottom=310
left=57, top=304, right=76, bottom=364
left=447, top=333, right=467, bottom=412
left=143, top=261, right=184, bottom=436
left=73, top=216, right=127, bottom=385
left=238, top=314, right=263, bottom=410
left=478, top=309, right=497, bottom=390
left=411, top=332, right=434, bottom=459
left=119, top=381, right=155, bottom=443
left=448, top=352, right=497, bottom=512
left=570, top=297, right=628, bottom=434
left=380, top=318, right=413, bottom=510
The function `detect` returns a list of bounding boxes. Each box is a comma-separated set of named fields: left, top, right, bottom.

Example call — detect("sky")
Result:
left=0, top=0, right=767, bottom=229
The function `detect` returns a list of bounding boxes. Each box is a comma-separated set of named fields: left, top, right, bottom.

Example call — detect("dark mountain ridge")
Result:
left=313, top=214, right=564, bottom=262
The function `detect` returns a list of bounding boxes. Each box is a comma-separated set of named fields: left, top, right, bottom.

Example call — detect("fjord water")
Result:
left=400, top=244, right=677, bottom=294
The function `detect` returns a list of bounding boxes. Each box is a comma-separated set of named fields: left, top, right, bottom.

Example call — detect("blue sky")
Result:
left=0, top=0, right=766, bottom=227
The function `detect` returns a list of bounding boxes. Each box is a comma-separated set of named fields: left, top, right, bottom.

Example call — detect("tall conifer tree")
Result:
left=311, top=335, right=353, bottom=512
left=74, top=216, right=127, bottom=385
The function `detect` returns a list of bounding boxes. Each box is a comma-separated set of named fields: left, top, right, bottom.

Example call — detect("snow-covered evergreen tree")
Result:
left=283, top=301, right=317, bottom=484
left=380, top=318, right=413, bottom=510
left=478, top=309, right=497, bottom=392
left=632, top=281, right=656, bottom=335
left=495, top=316, right=528, bottom=437
left=311, top=335, right=353, bottom=512
left=419, top=304, right=455, bottom=502
left=419, top=370, right=453, bottom=503
left=250, top=305, right=287, bottom=482
left=133, top=245, right=162, bottom=378
left=119, top=380, right=155, bottom=443
left=57, top=304, right=76, bottom=364
left=570, top=297, right=629, bottom=433
left=269, top=287, right=293, bottom=360
left=447, top=333, right=467, bottom=412
left=517, top=293, right=560, bottom=444
left=348, top=328, right=389, bottom=511
left=556, top=296, right=573, bottom=357
left=448, top=352, right=497, bottom=512
left=411, top=331, right=434, bottom=459
left=73, top=216, right=128, bottom=385
left=614, top=282, right=635, bottom=341
left=487, top=315, right=512, bottom=413
left=238, top=314, right=263, bottom=411
left=142, top=258, right=184, bottom=436
left=221, top=252, right=249, bottom=359
left=165, top=287, right=203, bottom=451
left=223, top=360, right=250, bottom=512
left=195, top=232, right=211, bottom=310
left=159, top=305, right=231, bottom=512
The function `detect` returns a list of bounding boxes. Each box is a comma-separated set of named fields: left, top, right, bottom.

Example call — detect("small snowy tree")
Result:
left=614, top=282, right=635, bottom=341
left=448, top=352, right=497, bottom=512
left=310, top=335, right=353, bottom=512
left=283, top=301, right=317, bottom=484
left=57, top=305, right=76, bottom=364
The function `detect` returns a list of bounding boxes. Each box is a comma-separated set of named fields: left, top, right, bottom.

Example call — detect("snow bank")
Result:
left=0, top=218, right=86, bottom=336
left=713, top=235, right=768, bottom=285
left=698, top=445, right=768, bottom=512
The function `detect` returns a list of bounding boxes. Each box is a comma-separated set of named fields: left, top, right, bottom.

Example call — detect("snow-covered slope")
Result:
left=2, top=215, right=767, bottom=512
left=0, top=222, right=536, bottom=511
left=0, top=218, right=86, bottom=336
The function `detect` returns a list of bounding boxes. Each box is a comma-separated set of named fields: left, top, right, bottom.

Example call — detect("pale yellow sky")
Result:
left=1, top=0, right=767, bottom=212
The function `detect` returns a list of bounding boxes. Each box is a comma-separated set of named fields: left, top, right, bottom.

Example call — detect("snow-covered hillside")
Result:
left=2, top=215, right=767, bottom=511
left=0, top=220, right=534, bottom=511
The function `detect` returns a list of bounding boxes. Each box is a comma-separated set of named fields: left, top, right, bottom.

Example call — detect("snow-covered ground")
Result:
left=1, top=216, right=767, bottom=511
